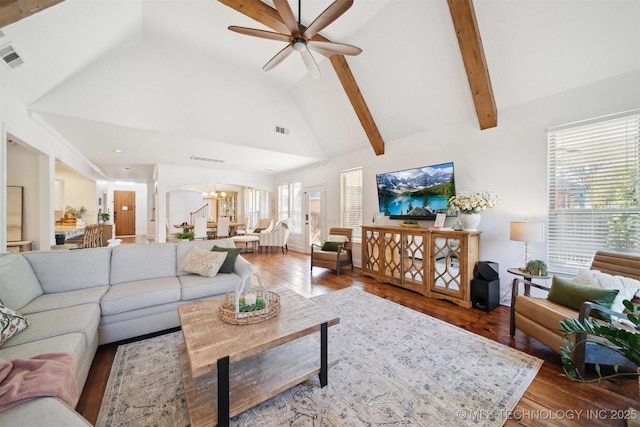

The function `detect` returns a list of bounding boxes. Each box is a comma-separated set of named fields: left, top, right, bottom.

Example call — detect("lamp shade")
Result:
left=510, top=221, right=544, bottom=243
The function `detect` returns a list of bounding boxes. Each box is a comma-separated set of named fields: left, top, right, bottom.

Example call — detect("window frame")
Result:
left=547, top=110, right=640, bottom=276
left=340, top=167, right=363, bottom=241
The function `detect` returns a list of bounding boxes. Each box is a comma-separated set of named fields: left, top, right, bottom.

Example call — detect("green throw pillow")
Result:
left=211, top=246, right=242, bottom=274
left=252, top=228, right=264, bottom=233
left=548, top=276, right=619, bottom=316
left=321, top=241, right=342, bottom=252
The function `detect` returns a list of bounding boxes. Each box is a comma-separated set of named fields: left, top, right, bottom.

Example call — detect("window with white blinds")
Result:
left=341, top=168, right=363, bottom=240
left=547, top=111, right=640, bottom=276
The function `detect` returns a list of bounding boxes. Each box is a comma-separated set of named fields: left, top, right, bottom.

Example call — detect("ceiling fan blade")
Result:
left=304, top=0, right=353, bottom=39
left=300, top=48, right=320, bottom=79
left=263, top=44, right=294, bottom=72
left=228, top=26, right=292, bottom=43
left=273, top=0, right=300, bottom=36
left=308, top=40, right=362, bottom=56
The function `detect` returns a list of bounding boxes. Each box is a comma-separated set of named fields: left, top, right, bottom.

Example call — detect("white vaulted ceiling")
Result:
left=1, top=0, right=638, bottom=182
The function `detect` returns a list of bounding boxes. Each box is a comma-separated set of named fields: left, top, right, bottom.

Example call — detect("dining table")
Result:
left=174, top=222, right=245, bottom=235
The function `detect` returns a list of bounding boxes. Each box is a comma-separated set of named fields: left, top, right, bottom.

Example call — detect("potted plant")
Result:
left=560, top=299, right=639, bottom=382
left=98, top=212, right=111, bottom=223
left=176, top=231, right=194, bottom=241
left=63, top=205, right=87, bottom=224
left=525, top=260, right=548, bottom=276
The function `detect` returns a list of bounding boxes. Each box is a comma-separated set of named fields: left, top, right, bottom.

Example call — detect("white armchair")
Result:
left=258, top=219, right=290, bottom=253
left=247, top=218, right=274, bottom=236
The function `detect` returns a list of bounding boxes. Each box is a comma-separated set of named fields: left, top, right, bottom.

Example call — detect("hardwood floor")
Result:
left=76, top=245, right=639, bottom=426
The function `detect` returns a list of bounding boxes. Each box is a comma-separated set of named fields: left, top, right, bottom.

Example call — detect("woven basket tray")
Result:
left=220, top=290, right=281, bottom=325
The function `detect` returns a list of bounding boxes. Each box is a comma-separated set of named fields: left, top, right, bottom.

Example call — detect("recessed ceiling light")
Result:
left=114, top=149, right=123, bottom=153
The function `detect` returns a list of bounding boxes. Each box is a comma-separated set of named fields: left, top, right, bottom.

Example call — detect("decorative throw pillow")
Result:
left=179, top=247, right=228, bottom=278
left=548, top=276, right=619, bottom=316
left=573, top=269, right=640, bottom=314
left=211, top=246, right=243, bottom=274
left=327, top=234, right=348, bottom=243
left=321, top=241, right=342, bottom=252
left=0, top=303, right=29, bottom=347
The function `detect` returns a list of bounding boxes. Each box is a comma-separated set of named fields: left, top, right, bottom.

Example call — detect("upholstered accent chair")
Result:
left=247, top=218, right=274, bottom=236
left=510, top=251, right=640, bottom=377
left=258, top=219, right=290, bottom=253
left=310, top=228, right=353, bottom=275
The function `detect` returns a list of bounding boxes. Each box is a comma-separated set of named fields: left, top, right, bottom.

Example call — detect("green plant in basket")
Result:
left=403, top=219, right=418, bottom=225
left=239, top=297, right=266, bottom=312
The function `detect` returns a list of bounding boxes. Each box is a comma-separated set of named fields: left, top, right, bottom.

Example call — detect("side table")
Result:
left=507, top=268, right=551, bottom=296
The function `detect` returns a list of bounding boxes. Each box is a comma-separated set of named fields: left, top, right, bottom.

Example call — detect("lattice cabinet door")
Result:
left=429, top=231, right=479, bottom=307
left=362, top=227, right=381, bottom=276
left=401, top=230, right=429, bottom=295
left=381, top=228, right=403, bottom=285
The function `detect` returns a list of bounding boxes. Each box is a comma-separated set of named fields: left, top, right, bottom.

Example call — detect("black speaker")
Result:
left=471, top=279, right=500, bottom=312
left=474, top=261, right=499, bottom=281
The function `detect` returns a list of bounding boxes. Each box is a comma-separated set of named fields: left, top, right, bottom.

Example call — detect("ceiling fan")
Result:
left=228, top=0, right=362, bottom=79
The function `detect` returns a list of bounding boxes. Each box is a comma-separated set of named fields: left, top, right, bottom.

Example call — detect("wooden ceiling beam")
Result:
left=447, top=0, right=497, bottom=130
left=0, top=0, right=64, bottom=28
left=218, top=0, right=384, bottom=155
left=330, top=55, right=384, bottom=155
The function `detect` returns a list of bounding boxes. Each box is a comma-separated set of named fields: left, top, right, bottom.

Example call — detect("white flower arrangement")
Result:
left=449, top=191, right=499, bottom=214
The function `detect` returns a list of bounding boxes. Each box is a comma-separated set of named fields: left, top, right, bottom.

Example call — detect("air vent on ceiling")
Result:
left=275, top=126, right=289, bottom=135
left=0, top=44, right=23, bottom=69
left=190, top=155, right=225, bottom=164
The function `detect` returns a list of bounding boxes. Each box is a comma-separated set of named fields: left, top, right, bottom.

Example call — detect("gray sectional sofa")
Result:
left=0, top=238, right=252, bottom=426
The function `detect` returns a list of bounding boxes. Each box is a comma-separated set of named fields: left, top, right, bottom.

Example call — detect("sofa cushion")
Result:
left=179, top=273, right=241, bottom=301
left=211, top=246, right=242, bottom=274
left=0, top=396, right=93, bottom=426
left=0, top=304, right=100, bottom=351
left=0, top=303, right=29, bottom=346
left=179, top=247, right=227, bottom=277
left=110, top=243, right=177, bottom=285
left=175, top=239, right=237, bottom=276
left=0, top=254, right=43, bottom=310
left=0, top=333, right=88, bottom=375
left=19, top=286, right=110, bottom=315
left=548, top=276, right=619, bottom=313
left=101, top=277, right=181, bottom=316
left=23, top=248, right=112, bottom=293
left=573, top=269, right=640, bottom=314
left=321, top=241, right=342, bottom=252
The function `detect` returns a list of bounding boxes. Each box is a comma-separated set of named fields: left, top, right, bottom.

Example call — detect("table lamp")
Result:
left=510, top=220, right=544, bottom=269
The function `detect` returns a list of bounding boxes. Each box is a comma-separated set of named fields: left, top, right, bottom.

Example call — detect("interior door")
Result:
left=114, top=190, right=136, bottom=236
left=305, top=186, right=324, bottom=253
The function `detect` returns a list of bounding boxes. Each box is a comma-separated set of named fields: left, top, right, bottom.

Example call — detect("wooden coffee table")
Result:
left=177, top=284, right=340, bottom=427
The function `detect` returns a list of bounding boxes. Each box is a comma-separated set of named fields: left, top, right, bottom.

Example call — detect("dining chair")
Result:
left=193, top=217, right=208, bottom=240
left=216, top=217, right=230, bottom=238
left=235, top=216, right=249, bottom=235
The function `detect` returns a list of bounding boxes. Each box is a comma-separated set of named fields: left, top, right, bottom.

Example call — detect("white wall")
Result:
left=7, top=142, right=39, bottom=247
left=275, top=71, right=640, bottom=304
left=1, top=87, right=107, bottom=250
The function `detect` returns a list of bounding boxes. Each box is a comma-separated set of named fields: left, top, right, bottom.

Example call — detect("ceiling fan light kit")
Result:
left=227, top=0, right=361, bottom=79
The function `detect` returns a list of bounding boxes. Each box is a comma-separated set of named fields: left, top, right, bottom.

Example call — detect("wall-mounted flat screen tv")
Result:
left=376, top=162, right=456, bottom=220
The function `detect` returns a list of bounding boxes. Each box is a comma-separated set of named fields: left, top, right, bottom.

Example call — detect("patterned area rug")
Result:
left=96, top=287, right=542, bottom=426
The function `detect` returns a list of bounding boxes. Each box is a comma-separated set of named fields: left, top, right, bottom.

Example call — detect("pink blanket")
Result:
left=0, top=352, right=78, bottom=413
